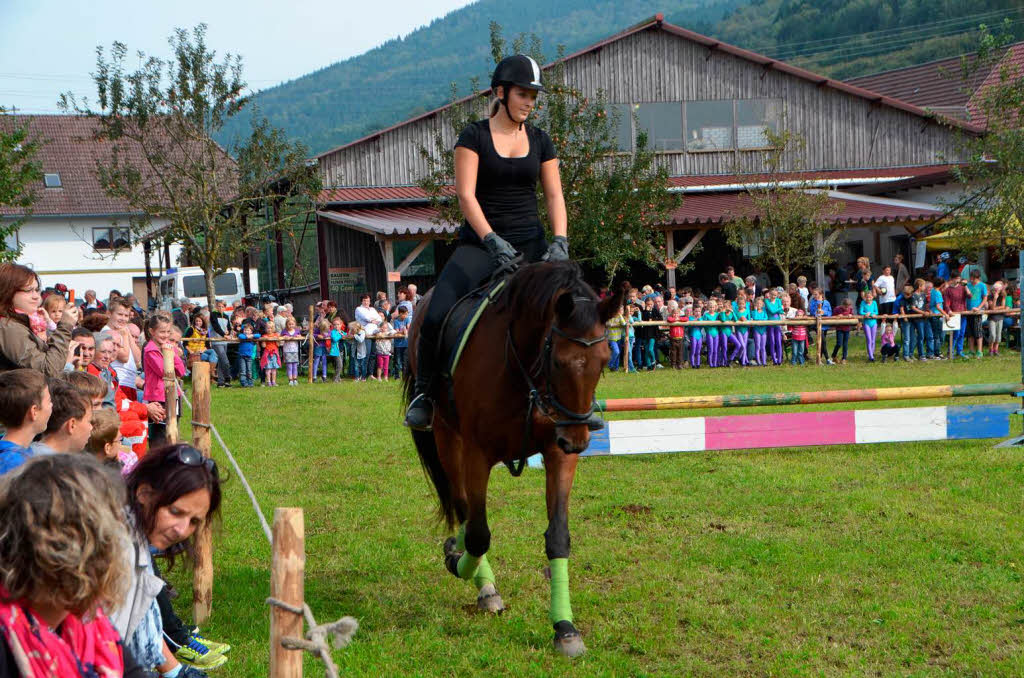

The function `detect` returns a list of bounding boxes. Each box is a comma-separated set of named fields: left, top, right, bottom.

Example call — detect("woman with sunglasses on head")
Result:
left=109, top=443, right=229, bottom=677
left=405, top=54, right=571, bottom=430
left=0, top=262, right=80, bottom=375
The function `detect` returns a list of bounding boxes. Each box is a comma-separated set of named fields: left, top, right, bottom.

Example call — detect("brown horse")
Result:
left=405, top=261, right=624, bottom=657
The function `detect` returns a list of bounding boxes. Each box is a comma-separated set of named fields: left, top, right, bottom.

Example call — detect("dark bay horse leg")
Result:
left=543, top=445, right=586, bottom=658
left=441, top=438, right=505, bottom=613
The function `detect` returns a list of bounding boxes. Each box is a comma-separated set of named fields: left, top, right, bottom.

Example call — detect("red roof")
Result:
left=967, top=43, right=1024, bottom=126
left=847, top=42, right=1024, bottom=125
left=665, top=190, right=946, bottom=227
left=0, top=114, right=235, bottom=217
left=315, top=16, right=981, bottom=160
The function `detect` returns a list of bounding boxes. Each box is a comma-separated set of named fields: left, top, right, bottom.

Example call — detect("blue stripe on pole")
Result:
left=946, top=403, right=1015, bottom=439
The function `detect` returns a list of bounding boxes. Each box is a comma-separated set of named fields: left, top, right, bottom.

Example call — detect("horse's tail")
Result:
left=403, top=359, right=457, bottom=531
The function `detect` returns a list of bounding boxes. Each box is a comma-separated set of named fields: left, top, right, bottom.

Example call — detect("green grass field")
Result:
left=169, top=354, right=1024, bottom=676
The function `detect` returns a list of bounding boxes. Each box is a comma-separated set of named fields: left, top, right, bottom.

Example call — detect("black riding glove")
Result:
left=543, top=235, right=569, bottom=262
left=482, top=232, right=518, bottom=270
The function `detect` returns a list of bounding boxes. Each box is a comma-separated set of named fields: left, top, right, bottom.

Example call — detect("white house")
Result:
left=0, top=115, right=181, bottom=305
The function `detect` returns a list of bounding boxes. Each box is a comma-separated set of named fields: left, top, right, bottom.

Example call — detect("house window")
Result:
left=607, top=103, right=633, bottom=152
left=737, top=99, right=783, bottom=149
left=43, top=173, right=62, bottom=188
left=686, top=100, right=735, bottom=151
left=93, top=227, right=130, bottom=251
left=633, top=102, right=684, bottom=151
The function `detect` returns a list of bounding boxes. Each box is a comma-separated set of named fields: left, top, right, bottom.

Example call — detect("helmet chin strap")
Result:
left=501, top=89, right=525, bottom=131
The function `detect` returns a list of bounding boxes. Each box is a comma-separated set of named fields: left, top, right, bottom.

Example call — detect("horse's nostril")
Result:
left=557, top=437, right=571, bottom=454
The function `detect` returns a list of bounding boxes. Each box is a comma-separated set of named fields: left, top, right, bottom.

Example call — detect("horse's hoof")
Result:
left=553, top=621, right=586, bottom=658
left=476, top=583, right=505, bottom=614
left=443, top=537, right=462, bottom=577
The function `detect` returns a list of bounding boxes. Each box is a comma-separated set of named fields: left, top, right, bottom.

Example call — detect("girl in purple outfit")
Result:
left=751, top=298, right=769, bottom=365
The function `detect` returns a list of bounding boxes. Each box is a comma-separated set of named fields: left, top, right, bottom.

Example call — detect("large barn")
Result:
left=311, top=14, right=980, bottom=309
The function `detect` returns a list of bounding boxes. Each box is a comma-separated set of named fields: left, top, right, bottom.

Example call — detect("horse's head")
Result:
left=544, top=281, right=628, bottom=454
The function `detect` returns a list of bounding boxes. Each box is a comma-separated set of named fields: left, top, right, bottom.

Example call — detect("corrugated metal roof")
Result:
left=317, top=206, right=457, bottom=237
left=665, top=190, right=945, bottom=226
left=314, top=15, right=981, bottom=160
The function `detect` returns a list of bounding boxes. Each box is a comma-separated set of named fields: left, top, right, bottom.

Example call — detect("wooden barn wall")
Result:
left=319, top=27, right=968, bottom=188
left=322, top=224, right=387, bottom=317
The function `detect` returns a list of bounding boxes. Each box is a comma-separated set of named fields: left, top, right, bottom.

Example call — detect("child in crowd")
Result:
left=329, top=317, right=346, bottom=383
left=831, top=296, right=855, bottom=364
left=625, top=305, right=638, bottom=372
left=764, top=289, right=784, bottom=365
left=349, top=321, right=368, bottom=381
left=87, top=407, right=137, bottom=474
left=809, top=288, right=833, bottom=365
left=789, top=308, right=808, bottom=365
left=237, top=323, right=260, bottom=387
left=312, top=320, right=329, bottom=382
left=687, top=304, right=703, bottom=368
left=42, top=292, right=66, bottom=335
left=858, top=290, right=879, bottom=362
left=607, top=307, right=626, bottom=371
left=666, top=301, right=686, bottom=369
left=374, top=318, right=394, bottom=381
left=282, top=317, right=302, bottom=386
left=751, top=298, right=768, bottom=366
left=880, top=322, right=898, bottom=363
left=260, top=325, right=281, bottom=387
left=391, top=305, right=410, bottom=377
left=30, top=379, right=93, bottom=456
left=702, top=299, right=720, bottom=367
left=142, top=315, right=185, bottom=445
left=0, top=369, right=51, bottom=474
left=719, top=301, right=740, bottom=366
left=733, top=292, right=751, bottom=367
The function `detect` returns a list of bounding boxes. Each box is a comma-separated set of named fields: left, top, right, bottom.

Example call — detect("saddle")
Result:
left=438, top=277, right=508, bottom=381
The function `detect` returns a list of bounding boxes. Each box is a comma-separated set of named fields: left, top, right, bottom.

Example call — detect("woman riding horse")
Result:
left=403, top=54, right=570, bottom=430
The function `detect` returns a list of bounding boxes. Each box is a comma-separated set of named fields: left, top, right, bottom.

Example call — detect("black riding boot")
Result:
left=404, top=336, right=436, bottom=431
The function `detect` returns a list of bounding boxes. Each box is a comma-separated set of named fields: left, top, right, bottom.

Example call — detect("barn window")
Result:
left=685, top=100, right=735, bottom=151
left=737, top=99, right=783, bottom=149
left=633, top=102, right=684, bottom=152
left=606, top=103, right=633, bottom=152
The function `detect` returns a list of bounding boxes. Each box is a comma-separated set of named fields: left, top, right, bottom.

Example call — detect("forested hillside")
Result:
left=715, top=0, right=1023, bottom=79
left=224, top=0, right=1024, bottom=160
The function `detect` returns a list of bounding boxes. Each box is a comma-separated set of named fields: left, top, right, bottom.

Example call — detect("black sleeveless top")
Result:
left=454, top=119, right=557, bottom=247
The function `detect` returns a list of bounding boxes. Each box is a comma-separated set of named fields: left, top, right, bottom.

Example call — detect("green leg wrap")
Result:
left=548, top=558, right=573, bottom=624
left=472, top=554, right=495, bottom=588
left=456, top=552, right=481, bottom=580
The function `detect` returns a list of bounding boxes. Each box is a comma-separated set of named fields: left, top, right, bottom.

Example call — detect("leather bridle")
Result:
left=504, top=320, right=607, bottom=475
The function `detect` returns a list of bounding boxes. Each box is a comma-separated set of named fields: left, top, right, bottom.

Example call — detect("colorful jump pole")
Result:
left=598, top=382, right=1023, bottom=413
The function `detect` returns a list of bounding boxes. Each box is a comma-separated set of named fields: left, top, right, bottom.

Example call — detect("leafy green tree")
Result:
left=724, top=130, right=843, bottom=287
left=418, top=23, right=681, bottom=283
left=0, top=109, right=43, bottom=262
left=61, top=25, right=320, bottom=309
left=949, top=20, right=1024, bottom=255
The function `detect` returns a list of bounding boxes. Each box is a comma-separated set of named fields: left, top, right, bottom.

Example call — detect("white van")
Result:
left=157, top=267, right=258, bottom=311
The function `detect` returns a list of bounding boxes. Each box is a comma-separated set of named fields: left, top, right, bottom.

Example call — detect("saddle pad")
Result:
left=441, top=279, right=507, bottom=378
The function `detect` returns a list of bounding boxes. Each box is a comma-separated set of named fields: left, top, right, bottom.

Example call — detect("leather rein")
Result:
left=504, top=322, right=607, bottom=476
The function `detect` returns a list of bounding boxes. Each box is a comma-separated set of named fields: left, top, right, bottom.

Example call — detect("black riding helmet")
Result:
left=491, top=54, right=545, bottom=129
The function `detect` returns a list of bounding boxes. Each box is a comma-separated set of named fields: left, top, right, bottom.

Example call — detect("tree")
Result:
left=723, top=129, right=844, bottom=287
left=0, top=108, right=43, bottom=262
left=418, top=23, right=681, bottom=284
left=61, top=25, right=320, bottom=309
left=947, top=20, right=1024, bottom=256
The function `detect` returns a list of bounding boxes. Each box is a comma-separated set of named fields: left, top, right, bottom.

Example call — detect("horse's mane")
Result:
left=496, top=261, right=599, bottom=333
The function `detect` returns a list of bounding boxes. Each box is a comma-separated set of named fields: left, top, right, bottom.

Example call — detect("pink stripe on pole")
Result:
left=704, top=410, right=857, bottom=451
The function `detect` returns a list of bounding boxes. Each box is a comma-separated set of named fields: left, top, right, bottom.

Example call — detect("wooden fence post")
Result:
left=308, top=305, right=315, bottom=384
left=270, top=508, right=305, bottom=678
left=191, top=362, right=214, bottom=624
left=162, top=346, right=178, bottom=444
left=816, top=314, right=823, bottom=365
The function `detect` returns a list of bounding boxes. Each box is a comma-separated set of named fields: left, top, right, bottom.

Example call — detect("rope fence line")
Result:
left=177, top=375, right=358, bottom=678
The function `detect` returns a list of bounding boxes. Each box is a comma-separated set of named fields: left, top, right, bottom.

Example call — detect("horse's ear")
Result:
left=598, top=283, right=629, bottom=324
left=554, top=290, right=575, bottom=323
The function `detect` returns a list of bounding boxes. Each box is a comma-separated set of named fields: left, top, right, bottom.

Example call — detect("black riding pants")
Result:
left=417, top=237, right=547, bottom=385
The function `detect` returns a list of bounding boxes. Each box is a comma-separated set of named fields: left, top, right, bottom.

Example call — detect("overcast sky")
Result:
left=0, top=0, right=476, bottom=113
